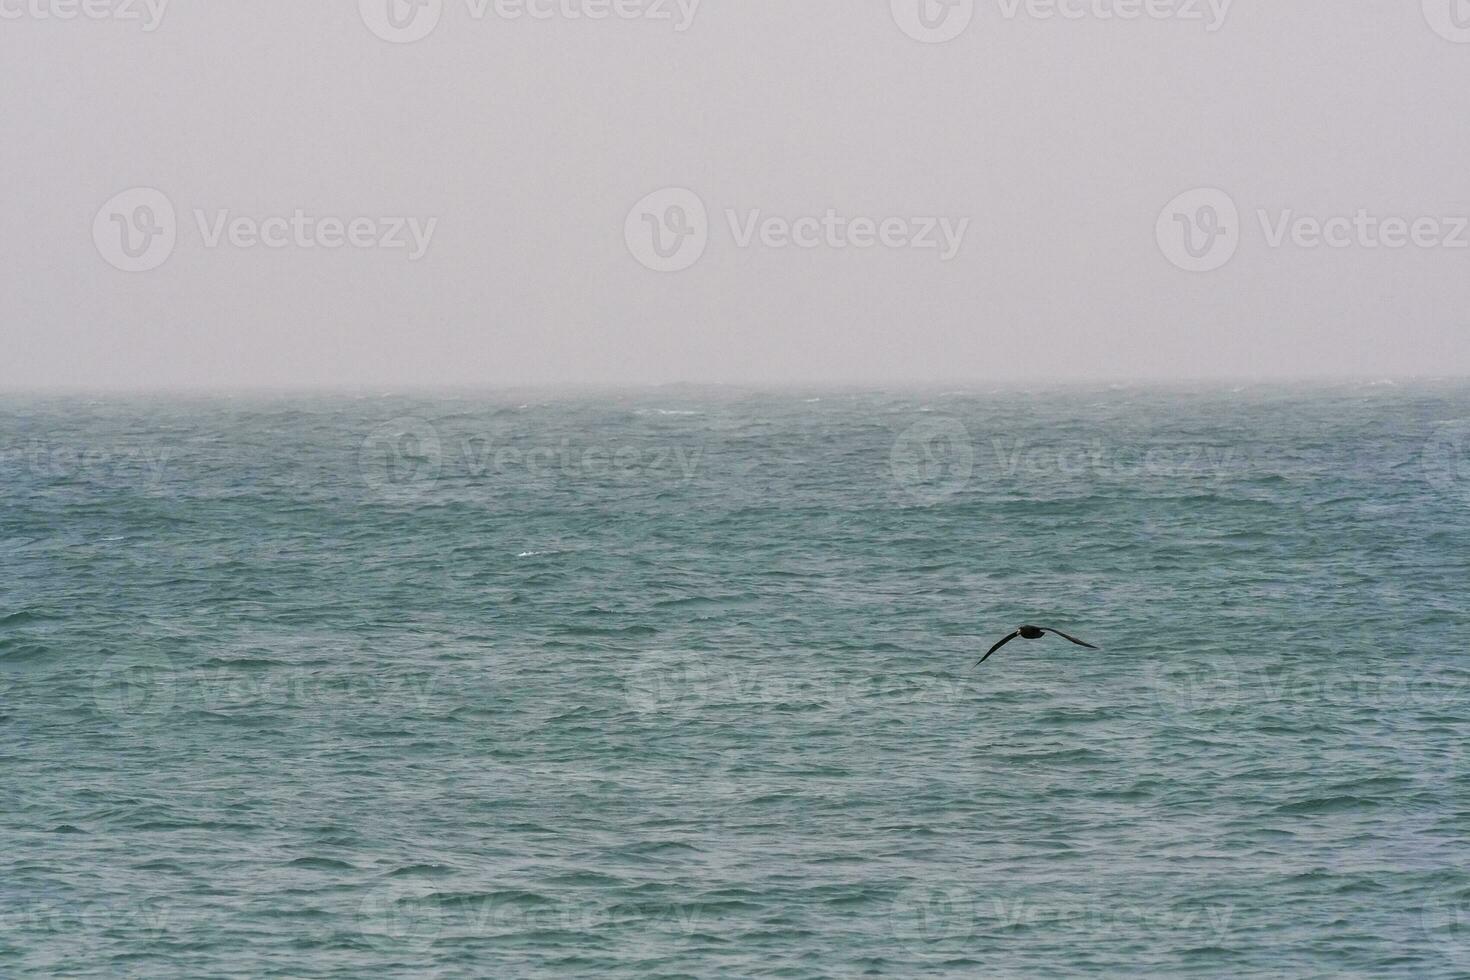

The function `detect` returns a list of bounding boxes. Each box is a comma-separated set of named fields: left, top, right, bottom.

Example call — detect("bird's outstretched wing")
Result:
left=975, top=631, right=1021, bottom=667
left=1042, top=627, right=1098, bottom=650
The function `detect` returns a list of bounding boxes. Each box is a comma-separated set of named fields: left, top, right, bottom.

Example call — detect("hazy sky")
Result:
left=3, top=0, right=1469, bottom=388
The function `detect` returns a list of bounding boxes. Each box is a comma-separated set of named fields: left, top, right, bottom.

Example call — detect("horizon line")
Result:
left=1, top=374, right=1467, bottom=396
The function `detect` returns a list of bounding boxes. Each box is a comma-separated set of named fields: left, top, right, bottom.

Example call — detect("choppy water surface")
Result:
left=2, top=383, right=1469, bottom=977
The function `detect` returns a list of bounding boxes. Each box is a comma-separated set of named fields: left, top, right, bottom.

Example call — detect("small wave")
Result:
left=554, top=624, right=657, bottom=637
left=434, top=888, right=552, bottom=907
left=616, top=840, right=701, bottom=857
left=199, top=657, right=288, bottom=669
left=286, top=856, right=356, bottom=871
left=542, top=870, right=628, bottom=888
left=131, top=819, right=261, bottom=832
left=1274, top=795, right=1375, bottom=815
left=386, top=863, right=458, bottom=878
left=131, top=859, right=188, bottom=872
left=0, top=610, right=54, bottom=628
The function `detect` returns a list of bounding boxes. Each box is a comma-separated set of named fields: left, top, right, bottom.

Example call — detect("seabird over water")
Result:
left=974, top=625, right=1099, bottom=667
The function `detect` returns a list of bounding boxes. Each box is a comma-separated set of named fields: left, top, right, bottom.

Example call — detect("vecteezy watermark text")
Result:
left=194, top=210, right=437, bottom=260
left=890, top=0, right=1231, bottom=44
left=1, top=441, right=171, bottom=486
left=359, top=0, right=700, bottom=44
left=93, top=187, right=438, bottom=272
left=0, top=893, right=174, bottom=941
left=1258, top=210, right=1470, bottom=251
left=995, top=0, right=1231, bottom=28
left=625, top=187, right=970, bottom=272
left=623, top=649, right=978, bottom=718
left=726, top=210, right=969, bottom=260
left=358, top=884, right=708, bottom=950
left=889, top=884, right=1235, bottom=957
left=0, top=0, right=168, bottom=30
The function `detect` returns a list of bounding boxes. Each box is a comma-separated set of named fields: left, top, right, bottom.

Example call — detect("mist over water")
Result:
left=1, top=383, right=1468, bottom=976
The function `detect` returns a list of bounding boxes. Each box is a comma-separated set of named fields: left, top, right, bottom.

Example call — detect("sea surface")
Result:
left=2, top=383, right=1469, bottom=978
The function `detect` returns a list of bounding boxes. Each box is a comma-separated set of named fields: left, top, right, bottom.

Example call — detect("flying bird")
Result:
left=974, top=625, right=1099, bottom=667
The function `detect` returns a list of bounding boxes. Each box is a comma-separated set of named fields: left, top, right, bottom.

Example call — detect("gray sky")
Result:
left=3, top=0, right=1468, bottom=388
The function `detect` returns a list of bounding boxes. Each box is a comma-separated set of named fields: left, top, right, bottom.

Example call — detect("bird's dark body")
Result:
left=1017, top=625, right=1046, bottom=639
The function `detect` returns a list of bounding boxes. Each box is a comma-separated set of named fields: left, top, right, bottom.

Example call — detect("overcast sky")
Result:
left=2, top=0, right=1468, bottom=388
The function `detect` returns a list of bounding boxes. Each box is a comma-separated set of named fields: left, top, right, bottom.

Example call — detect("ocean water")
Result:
left=2, top=383, right=1469, bottom=978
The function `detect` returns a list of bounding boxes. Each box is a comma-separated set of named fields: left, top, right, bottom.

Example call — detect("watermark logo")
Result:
left=360, top=0, right=444, bottom=43
left=1422, top=892, right=1470, bottom=966
left=1156, top=187, right=1239, bottom=273
left=1423, top=0, right=1470, bottom=43
left=704, top=747, right=750, bottom=801
left=93, top=187, right=177, bottom=272
left=889, top=885, right=977, bottom=956
left=890, top=417, right=975, bottom=504
left=1423, top=421, right=1470, bottom=505
left=1418, top=739, right=1467, bottom=795
left=92, top=650, right=180, bottom=726
left=358, top=418, right=445, bottom=501
left=1147, top=655, right=1246, bottom=720
left=623, top=650, right=714, bottom=716
left=358, top=883, right=447, bottom=950
left=891, top=0, right=975, bottom=43
left=0, top=0, right=169, bottom=30
left=626, top=187, right=709, bottom=272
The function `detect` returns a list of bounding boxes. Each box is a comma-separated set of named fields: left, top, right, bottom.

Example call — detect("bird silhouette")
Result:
left=974, top=625, right=1099, bottom=667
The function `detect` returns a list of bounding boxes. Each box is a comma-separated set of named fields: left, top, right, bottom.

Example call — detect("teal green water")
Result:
left=3, top=384, right=1469, bottom=977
